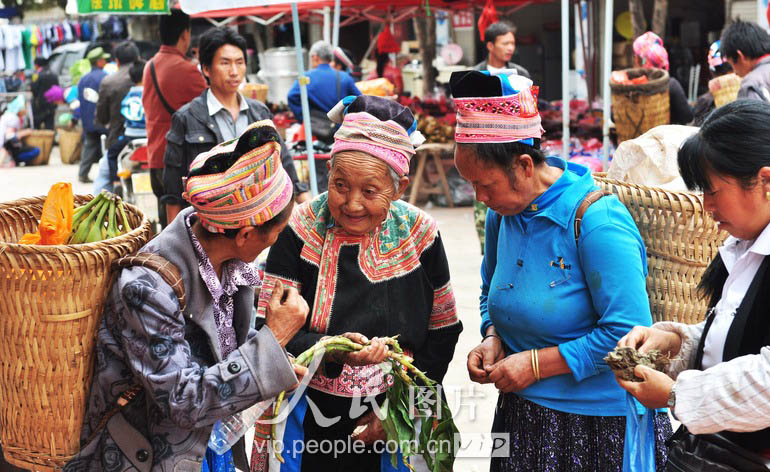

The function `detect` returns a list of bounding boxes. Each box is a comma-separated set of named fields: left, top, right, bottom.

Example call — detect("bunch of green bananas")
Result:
left=68, top=191, right=134, bottom=244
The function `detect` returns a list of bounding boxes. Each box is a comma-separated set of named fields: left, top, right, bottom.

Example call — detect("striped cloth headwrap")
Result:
left=328, top=95, right=424, bottom=176
left=183, top=120, right=293, bottom=233
left=633, top=31, right=669, bottom=71
left=454, top=85, right=543, bottom=143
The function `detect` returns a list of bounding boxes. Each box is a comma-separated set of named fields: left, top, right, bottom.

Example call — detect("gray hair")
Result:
left=329, top=155, right=401, bottom=194
left=309, top=41, right=334, bottom=63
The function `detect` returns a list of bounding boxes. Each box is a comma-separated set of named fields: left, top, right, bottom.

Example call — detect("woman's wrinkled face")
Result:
left=328, top=152, right=398, bottom=235
left=703, top=169, right=770, bottom=240
left=454, top=145, right=531, bottom=216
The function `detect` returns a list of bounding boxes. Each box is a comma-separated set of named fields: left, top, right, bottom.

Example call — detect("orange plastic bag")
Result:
left=19, top=182, right=74, bottom=245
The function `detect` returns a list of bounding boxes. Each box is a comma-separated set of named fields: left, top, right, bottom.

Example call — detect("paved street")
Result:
left=1, top=144, right=496, bottom=471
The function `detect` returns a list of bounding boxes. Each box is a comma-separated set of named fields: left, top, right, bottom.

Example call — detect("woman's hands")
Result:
left=617, top=326, right=683, bottom=357
left=467, top=334, right=506, bottom=383
left=615, top=365, right=675, bottom=409
left=350, top=410, right=386, bottom=444
left=485, top=351, right=536, bottom=392
left=614, top=326, right=681, bottom=408
left=326, top=332, right=389, bottom=367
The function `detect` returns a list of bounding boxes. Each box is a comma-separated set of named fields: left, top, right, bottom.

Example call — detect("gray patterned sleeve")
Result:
left=115, top=267, right=297, bottom=429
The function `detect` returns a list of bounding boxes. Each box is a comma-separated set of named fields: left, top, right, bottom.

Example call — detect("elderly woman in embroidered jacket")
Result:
left=251, top=95, right=463, bottom=471
left=64, top=121, right=309, bottom=472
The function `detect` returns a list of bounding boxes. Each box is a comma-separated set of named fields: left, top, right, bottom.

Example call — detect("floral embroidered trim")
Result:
left=292, top=196, right=438, bottom=335
left=255, top=273, right=303, bottom=319
left=309, top=348, right=413, bottom=397
left=310, top=363, right=393, bottom=397
left=429, top=282, right=460, bottom=330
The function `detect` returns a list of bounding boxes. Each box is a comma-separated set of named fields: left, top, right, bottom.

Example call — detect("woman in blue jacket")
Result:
left=450, top=70, right=671, bottom=471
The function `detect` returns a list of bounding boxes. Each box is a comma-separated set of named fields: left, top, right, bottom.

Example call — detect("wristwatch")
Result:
left=666, top=383, right=677, bottom=409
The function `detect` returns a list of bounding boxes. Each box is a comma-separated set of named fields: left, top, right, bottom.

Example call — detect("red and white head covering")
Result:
left=183, top=120, right=293, bottom=233
left=449, top=70, right=543, bottom=144
left=633, top=31, right=669, bottom=71
left=328, top=95, right=425, bottom=176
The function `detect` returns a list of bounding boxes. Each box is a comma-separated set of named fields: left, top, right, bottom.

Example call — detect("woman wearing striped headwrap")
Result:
left=450, top=70, right=672, bottom=471
left=65, top=121, right=310, bottom=472
left=251, top=95, right=462, bottom=471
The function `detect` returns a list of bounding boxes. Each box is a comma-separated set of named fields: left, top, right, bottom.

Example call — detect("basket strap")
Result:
left=574, top=190, right=612, bottom=245
left=84, top=385, right=142, bottom=446
left=113, top=252, right=186, bottom=312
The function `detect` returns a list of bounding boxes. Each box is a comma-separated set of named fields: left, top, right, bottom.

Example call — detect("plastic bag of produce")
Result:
left=19, top=182, right=74, bottom=245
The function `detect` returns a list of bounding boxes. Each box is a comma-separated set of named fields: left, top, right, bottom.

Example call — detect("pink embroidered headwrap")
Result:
left=183, top=120, right=293, bottom=233
left=633, top=31, right=670, bottom=71
left=330, top=111, right=417, bottom=176
left=454, top=86, right=543, bottom=143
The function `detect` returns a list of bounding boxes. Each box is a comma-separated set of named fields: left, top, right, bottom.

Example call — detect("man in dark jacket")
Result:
left=30, top=57, right=59, bottom=130
left=95, top=41, right=138, bottom=151
left=473, top=22, right=530, bottom=78
left=163, top=27, right=310, bottom=225
left=721, top=20, right=770, bottom=102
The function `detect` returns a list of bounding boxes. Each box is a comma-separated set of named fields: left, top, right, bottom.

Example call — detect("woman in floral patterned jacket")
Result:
left=65, top=121, right=309, bottom=472
left=251, top=95, right=463, bottom=471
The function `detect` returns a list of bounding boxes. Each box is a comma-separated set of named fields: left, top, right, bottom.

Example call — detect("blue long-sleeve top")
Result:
left=77, top=68, right=107, bottom=134
left=287, top=63, right=361, bottom=120
left=480, top=157, right=652, bottom=416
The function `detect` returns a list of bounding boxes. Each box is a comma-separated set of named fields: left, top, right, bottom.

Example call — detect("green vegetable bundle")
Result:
left=68, top=191, right=133, bottom=244
left=273, top=335, right=458, bottom=471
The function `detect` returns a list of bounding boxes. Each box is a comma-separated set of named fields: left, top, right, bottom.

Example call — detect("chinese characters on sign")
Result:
left=77, top=0, right=168, bottom=14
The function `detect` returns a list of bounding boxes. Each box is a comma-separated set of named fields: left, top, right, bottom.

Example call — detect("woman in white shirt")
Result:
left=616, top=99, right=770, bottom=470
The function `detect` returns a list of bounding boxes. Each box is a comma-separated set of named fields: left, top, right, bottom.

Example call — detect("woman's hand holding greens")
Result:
left=614, top=326, right=679, bottom=408
left=325, top=332, right=389, bottom=366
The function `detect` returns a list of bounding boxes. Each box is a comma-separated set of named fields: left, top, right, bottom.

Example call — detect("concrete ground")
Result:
left=1, top=145, right=495, bottom=471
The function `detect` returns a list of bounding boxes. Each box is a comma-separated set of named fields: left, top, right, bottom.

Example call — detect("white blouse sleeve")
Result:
left=673, top=347, right=770, bottom=434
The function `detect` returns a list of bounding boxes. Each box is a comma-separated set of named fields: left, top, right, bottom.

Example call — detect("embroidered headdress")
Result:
left=328, top=95, right=425, bottom=176
left=183, top=120, right=293, bottom=233
left=449, top=70, right=543, bottom=144
left=633, top=31, right=669, bottom=71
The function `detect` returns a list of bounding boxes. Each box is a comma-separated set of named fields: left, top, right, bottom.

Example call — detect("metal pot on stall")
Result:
left=256, top=47, right=307, bottom=105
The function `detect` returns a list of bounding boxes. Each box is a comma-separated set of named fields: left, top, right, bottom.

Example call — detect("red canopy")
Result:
left=189, top=0, right=552, bottom=24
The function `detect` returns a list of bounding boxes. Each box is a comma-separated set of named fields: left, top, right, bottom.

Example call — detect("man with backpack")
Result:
left=143, top=9, right=207, bottom=228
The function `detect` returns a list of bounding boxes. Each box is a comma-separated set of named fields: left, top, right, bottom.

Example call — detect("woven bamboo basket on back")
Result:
left=709, top=73, right=741, bottom=108
left=0, top=195, right=152, bottom=471
left=611, top=68, right=670, bottom=144
left=593, top=174, right=727, bottom=324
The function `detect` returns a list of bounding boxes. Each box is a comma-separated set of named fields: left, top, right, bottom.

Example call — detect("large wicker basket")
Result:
left=611, top=68, right=670, bottom=144
left=24, top=130, right=55, bottom=166
left=0, top=195, right=152, bottom=471
left=593, top=174, right=727, bottom=324
left=57, top=127, right=82, bottom=165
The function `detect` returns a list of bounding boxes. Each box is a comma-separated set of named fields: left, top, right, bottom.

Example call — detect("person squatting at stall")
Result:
left=450, top=70, right=671, bottom=472
left=63, top=120, right=310, bottom=472
left=617, top=99, right=770, bottom=470
left=251, top=95, right=462, bottom=471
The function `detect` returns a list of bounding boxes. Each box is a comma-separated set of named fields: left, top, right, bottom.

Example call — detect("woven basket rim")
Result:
left=610, top=67, right=669, bottom=93
left=0, top=194, right=150, bottom=254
